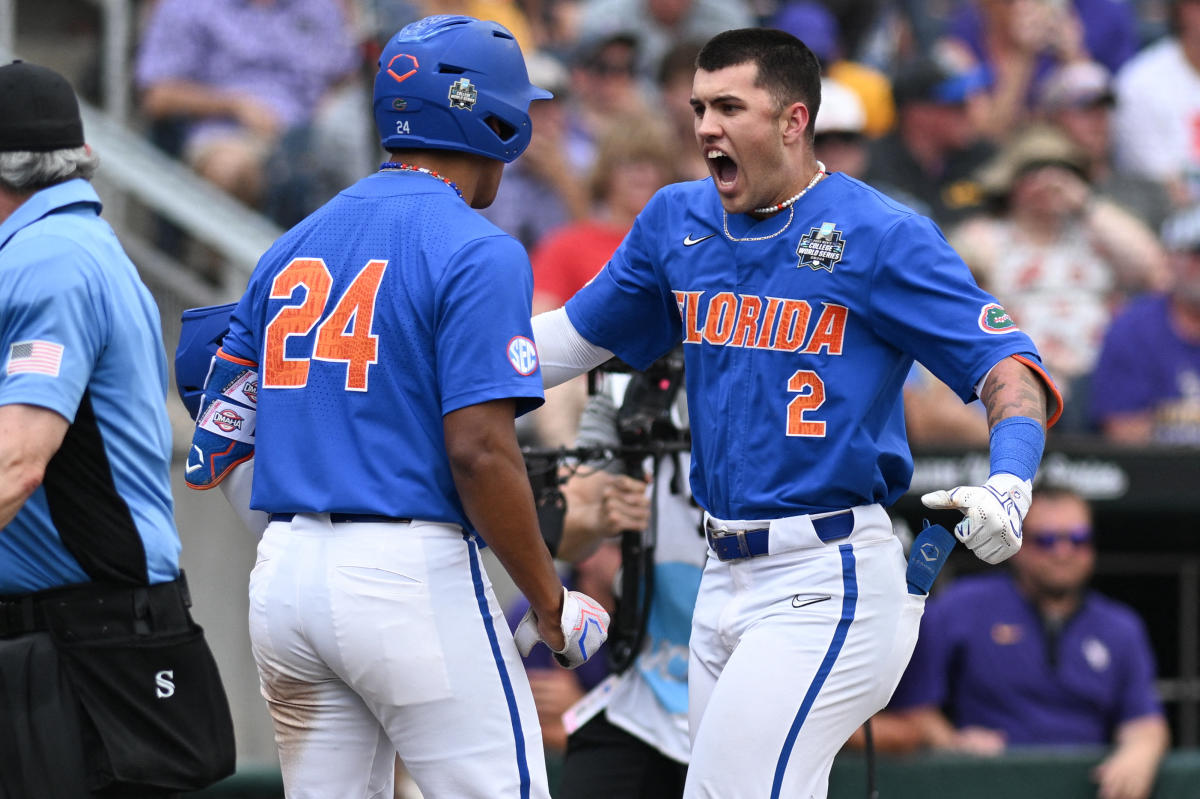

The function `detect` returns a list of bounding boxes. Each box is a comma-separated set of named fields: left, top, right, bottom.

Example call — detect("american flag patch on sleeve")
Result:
left=6, top=340, right=64, bottom=377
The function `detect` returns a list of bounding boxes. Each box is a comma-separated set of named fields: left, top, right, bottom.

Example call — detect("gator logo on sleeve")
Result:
left=979, top=303, right=1018, bottom=334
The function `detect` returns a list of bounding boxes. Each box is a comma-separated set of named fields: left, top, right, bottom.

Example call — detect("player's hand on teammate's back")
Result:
left=514, top=588, right=611, bottom=669
left=921, top=473, right=1033, bottom=564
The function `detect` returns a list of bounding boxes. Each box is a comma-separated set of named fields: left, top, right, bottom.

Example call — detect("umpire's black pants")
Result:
left=558, top=711, right=688, bottom=799
left=0, top=631, right=176, bottom=799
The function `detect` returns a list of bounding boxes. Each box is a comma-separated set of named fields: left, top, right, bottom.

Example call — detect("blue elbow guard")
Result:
left=185, top=350, right=258, bottom=490
left=906, top=522, right=957, bottom=596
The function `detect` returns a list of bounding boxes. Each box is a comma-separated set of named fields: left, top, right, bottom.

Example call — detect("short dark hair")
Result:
left=1031, top=482, right=1090, bottom=512
left=696, top=28, right=822, bottom=139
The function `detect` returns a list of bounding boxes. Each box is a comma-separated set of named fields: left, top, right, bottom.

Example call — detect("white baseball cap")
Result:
left=816, top=79, right=866, bottom=135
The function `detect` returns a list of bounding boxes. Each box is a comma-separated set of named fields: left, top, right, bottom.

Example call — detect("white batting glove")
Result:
left=513, top=588, right=611, bottom=669
left=921, top=473, right=1033, bottom=564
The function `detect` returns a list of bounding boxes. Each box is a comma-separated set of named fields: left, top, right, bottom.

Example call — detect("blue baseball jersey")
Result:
left=0, top=180, right=180, bottom=593
left=222, top=171, right=545, bottom=526
left=566, top=173, right=1051, bottom=520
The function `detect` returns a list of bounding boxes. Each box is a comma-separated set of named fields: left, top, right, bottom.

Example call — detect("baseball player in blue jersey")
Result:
left=184, top=16, right=609, bottom=798
left=532, top=28, right=1062, bottom=799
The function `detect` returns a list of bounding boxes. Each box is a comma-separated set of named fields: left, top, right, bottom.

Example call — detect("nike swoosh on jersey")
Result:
left=791, top=594, right=832, bottom=608
left=683, top=233, right=716, bottom=246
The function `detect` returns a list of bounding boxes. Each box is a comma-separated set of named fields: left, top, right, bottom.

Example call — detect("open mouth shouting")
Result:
left=706, top=148, right=738, bottom=193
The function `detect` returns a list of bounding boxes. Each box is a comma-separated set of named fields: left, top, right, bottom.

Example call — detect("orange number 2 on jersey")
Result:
left=263, top=258, right=388, bottom=391
left=786, top=369, right=826, bottom=437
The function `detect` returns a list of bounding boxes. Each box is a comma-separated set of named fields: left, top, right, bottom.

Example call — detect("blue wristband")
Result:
left=989, top=416, right=1044, bottom=483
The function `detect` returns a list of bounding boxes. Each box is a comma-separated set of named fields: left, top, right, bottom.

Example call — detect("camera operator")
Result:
left=553, top=351, right=704, bottom=799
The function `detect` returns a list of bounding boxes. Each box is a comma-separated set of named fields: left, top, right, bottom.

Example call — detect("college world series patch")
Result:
left=978, top=302, right=1019, bottom=334
left=448, top=77, right=478, bottom=110
left=796, top=222, right=845, bottom=272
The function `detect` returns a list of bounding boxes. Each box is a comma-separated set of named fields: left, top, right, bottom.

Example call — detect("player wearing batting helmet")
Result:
left=532, top=27, right=1062, bottom=799
left=181, top=15, right=609, bottom=798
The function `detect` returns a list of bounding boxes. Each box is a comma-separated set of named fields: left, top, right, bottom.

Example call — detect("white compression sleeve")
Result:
left=532, top=307, right=614, bottom=388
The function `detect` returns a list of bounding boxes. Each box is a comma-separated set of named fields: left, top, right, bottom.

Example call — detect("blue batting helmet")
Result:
left=373, top=15, right=551, bottom=163
left=174, top=302, right=236, bottom=420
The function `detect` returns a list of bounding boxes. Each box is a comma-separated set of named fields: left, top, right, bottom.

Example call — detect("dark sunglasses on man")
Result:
left=1028, top=525, right=1093, bottom=551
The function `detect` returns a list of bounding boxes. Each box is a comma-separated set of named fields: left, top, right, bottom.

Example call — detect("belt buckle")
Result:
left=708, top=523, right=752, bottom=561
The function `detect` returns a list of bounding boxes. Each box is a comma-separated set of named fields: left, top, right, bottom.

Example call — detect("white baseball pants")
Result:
left=685, top=504, right=925, bottom=799
left=248, top=514, right=550, bottom=799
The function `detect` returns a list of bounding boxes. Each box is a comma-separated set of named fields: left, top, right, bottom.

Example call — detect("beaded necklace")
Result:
left=751, top=161, right=826, bottom=215
left=379, top=161, right=464, bottom=200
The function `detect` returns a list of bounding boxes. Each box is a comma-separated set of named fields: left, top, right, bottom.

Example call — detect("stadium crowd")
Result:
left=122, top=0, right=1200, bottom=447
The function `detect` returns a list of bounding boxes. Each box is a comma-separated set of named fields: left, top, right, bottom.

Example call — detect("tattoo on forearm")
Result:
left=982, top=366, right=1047, bottom=428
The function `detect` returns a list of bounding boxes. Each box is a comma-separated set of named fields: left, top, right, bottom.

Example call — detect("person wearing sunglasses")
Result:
left=888, top=484, right=1169, bottom=799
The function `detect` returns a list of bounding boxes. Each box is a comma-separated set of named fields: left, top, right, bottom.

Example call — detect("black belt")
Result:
left=269, top=513, right=413, bottom=524
left=0, top=576, right=192, bottom=639
left=705, top=510, right=854, bottom=562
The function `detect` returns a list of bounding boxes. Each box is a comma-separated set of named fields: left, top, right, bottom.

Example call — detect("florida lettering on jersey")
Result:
left=673, top=291, right=847, bottom=354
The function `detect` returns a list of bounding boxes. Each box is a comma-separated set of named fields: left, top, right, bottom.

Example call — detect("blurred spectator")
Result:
left=903, top=363, right=990, bottom=446
left=578, top=0, right=753, bottom=84
left=771, top=0, right=896, bottom=137
left=940, top=0, right=1138, bottom=141
left=1039, top=60, right=1173, bottom=232
left=135, top=0, right=368, bottom=228
left=564, top=31, right=653, bottom=171
left=891, top=486, right=1169, bottom=799
left=527, top=113, right=678, bottom=447
left=951, top=124, right=1168, bottom=399
left=531, top=113, right=678, bottom=313
left=1112, top=0, right=1200, bottom=208
left=1090, top=204, right=1200, bottom=445
left=865, top=56, right=994, bottom=228
left=362, top=1, right=537, bottom=51
left=814, top=78, right=869, bottom=179
left=480, top=51, right=589, bottom=252
left=657, top=39, right=710, bottom=181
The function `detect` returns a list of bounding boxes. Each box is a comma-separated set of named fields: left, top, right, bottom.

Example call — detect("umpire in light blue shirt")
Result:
left=0, top=60, right=233, bottom=797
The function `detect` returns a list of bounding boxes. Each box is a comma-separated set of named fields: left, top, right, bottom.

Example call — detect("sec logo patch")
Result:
left=507, top=336, right=539, bottom=375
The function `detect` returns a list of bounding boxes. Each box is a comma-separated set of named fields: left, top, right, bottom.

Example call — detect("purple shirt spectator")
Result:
left=891, top=573, right=1163, bottom=745
left=1089, top=293, right=1200, bottom=444
left=949, top=0, right=1137, bottom=94
left=136, top=0, right=358, bottom=149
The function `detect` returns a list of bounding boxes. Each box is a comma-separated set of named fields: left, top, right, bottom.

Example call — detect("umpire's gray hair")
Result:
left=0, top=146, right=99, bottom=192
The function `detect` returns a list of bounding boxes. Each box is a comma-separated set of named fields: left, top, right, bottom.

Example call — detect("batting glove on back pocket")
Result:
left=920, top=472, right=1032, bottom=564
left=514, top=588, right=611, bottom=669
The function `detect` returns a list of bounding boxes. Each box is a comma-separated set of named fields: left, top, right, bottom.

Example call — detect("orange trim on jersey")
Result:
left=216, top=347, right=258, bottom=368
left=1012, top=354, right=1063, bottom=429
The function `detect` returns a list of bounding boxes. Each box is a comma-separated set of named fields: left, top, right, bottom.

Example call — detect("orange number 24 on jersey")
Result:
left=262, top=257, right=388, bottom=391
